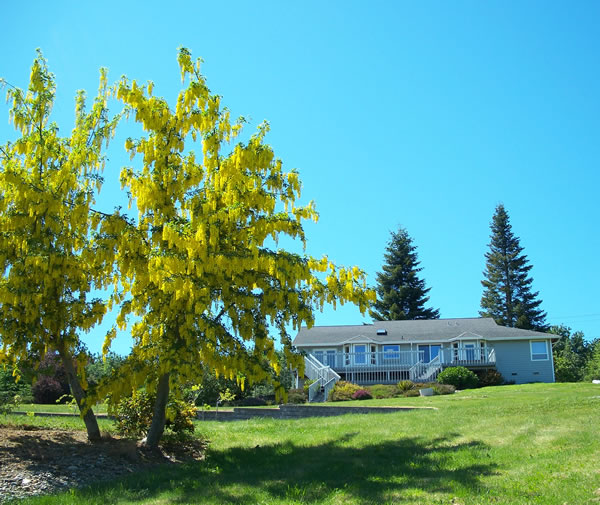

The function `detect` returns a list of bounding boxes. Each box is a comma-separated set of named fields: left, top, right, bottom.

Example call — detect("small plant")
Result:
left=218, top=388, right=236, bottom=406
left=437, top=366, right=479, bottom=389
left=397, top=380, right=415, bottom=392
left=303, top=379, right=315, bottom=394
left=352, top=389, right=373, bottom=400
left=0, top=393, right=21, bottom=415
left=404, top=389, right=420, bottom=397
left=56, top=394, right=78, bottom=414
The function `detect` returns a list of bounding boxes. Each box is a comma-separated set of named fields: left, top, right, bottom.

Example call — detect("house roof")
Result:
left=292, top=318, right=555, bottom=347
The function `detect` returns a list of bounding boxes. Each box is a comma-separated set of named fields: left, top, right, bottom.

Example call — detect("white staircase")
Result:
left=410, top=355, right=442, bottom=382
left=304, top=354, right=340, bottom=402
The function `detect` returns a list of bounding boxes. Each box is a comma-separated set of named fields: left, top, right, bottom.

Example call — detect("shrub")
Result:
left=368, top=384, right=400, bottom=399
left=328, top=381, right=362, bottom=402
left=286, top=388, right=307, bottom=404
left=236, top=396, right=268, bottom=406
left=476, top=369, right=504, bottom=387
left=437, top=366, right=479, bottom=389
left=352, top=389, right=373, bottom=400
left=432, top=383, right=456, bottom=395
left=0, top=368, right=33, bottom=404
left=32, top=376, right=66, bottom=404
left=397, top=380, right=415, bottom=392
left=403, top=389, right=420, bottom=397
left=114, top=390, right=197, bottom=438
left=31, top=351, right=70, bottom=404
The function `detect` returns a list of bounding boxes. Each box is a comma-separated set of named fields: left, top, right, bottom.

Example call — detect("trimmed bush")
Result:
left=328, top=381, right=362, bottom=402
left=437, top=366, right=479, bottom=389
left=397, top=380, right=415, bottom=392
left=352, top=389, right=373, bottom=400
left=476, top=369, right=504, bottom=387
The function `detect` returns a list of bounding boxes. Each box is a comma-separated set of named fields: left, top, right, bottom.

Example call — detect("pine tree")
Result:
left=370, top=227, right=440, bottom=321
left=480, top=204, right=547, bottom=330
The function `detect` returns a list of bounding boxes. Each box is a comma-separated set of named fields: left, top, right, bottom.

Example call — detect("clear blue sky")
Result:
left=1, top=1, right=599, bottom=355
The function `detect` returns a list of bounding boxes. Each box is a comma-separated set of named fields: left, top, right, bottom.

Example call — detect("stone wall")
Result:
left=196, top=404, right=429, bottom=422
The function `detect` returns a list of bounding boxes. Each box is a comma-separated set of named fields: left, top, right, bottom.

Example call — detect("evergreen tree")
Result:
left=480, top=204, right=547, bottom=330
left=370, top=227, right=440, bottom=321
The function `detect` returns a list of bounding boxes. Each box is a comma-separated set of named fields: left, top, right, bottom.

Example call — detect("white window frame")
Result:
left=382, top=344, right=400, bottom=359
left=530, top=340, right=549, bottom=361
left=344, top=344, right=351, bottom=366
left=354, top=344, right=367, bottom=365
left=314, top=348, right=337, bottom=367
left=370, top=344, right=377, bottom=365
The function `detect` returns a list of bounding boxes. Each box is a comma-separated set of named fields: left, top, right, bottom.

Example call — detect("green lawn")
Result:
left=13, top=403, right=109, bottom=414
left=5, top=382, right=600, bottom=505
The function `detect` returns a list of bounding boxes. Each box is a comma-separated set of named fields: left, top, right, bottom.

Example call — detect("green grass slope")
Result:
left=9, top=382, right=600, bottom=505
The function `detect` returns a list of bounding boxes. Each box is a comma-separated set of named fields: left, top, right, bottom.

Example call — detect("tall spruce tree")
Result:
left=370, top=227, right=440, bottom=321
left=480, top=204, right=547, bottom=330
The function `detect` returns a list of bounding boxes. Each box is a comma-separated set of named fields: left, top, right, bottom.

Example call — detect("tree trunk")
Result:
left=59, top=350, right=101, bottom=442
left=144, top=372, right=170, bottom=450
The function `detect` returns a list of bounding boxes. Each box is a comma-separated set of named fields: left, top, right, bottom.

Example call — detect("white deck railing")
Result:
left=316, top=346, right=496, bottom=371
left=305, top=353, right=340, bottom=402
left=304, top=347, right=496, bottom=388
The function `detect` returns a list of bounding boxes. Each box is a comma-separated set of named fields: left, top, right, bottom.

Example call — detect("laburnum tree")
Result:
left=480, top=204, right=547, bottom=331
left=370, top=227, right=439, bottom=321
left=0, top=52, right=119, bottom=441
left=96, top=48, right=375, bottom=449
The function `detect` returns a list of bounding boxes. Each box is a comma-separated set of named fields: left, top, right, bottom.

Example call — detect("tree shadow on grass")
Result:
left=74, top=431, right=498, bottom=504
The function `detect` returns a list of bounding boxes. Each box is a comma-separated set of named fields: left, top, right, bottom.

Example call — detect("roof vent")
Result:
left=376, top=329, right=387, bottom=335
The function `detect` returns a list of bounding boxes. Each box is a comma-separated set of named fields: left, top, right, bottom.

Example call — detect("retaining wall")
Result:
left=197, top=404, right=431, bottom=421
left=11, top=404, right=433, bottom=423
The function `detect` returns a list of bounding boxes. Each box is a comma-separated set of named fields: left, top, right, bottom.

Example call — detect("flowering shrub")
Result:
left=328, top=381, right=362, bottom=401
left=352, top=389, right=373, bottom=400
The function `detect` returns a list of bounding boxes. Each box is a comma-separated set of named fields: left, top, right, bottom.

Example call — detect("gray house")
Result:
left=293, top=318, right=556, bottom=401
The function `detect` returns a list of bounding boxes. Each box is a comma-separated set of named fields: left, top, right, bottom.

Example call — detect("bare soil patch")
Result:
left=0, top=424, right=205, bottom=503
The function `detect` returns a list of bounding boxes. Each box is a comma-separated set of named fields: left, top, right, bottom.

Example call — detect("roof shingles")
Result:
left=292, top=318, right=554, bottom=347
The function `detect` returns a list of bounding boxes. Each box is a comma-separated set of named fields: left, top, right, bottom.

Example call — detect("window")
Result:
left=354, top=344, right=367, bottom=364
left=383, top=344, right=400, bottom=359
left=344, top=345, right=351, bottom=366
left=418, top=344, right=441, bottom=363
left=370, top=344, right=377, bottom=365
left=530, top=340, right=549, bottom=361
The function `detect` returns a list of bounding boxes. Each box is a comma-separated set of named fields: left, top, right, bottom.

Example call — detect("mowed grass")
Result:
left=13, top=403, right=109, bottom=414
left=6, top=382, right=600, bottom=505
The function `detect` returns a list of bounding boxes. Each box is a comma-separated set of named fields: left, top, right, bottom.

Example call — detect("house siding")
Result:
left=493, top=339, right=554, bottom=384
